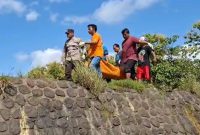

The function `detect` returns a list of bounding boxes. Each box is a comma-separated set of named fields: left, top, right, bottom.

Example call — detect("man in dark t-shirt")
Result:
left=120, top=28, right=149, bottom=79
left=137, top=44, right=156, bottom=81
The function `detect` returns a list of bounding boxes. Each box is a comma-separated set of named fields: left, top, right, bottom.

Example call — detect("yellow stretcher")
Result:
left=100, top=60, right=126, bottom=80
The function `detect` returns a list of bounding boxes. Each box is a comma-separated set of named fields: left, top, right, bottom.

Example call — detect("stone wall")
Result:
left=0, top=78, right=200, bottom=135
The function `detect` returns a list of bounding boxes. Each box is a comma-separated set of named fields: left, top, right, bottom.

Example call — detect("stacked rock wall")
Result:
left=0, top=78, right=200, bottom=135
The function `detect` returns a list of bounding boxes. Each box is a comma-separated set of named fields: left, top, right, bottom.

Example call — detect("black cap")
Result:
left=65, top=29, right=74, bottom=34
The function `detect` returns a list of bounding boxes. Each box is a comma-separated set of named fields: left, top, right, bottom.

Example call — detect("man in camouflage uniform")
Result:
left=63, top=29, right=82, bottom=81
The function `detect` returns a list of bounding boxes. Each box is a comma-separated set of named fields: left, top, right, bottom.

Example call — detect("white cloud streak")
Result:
left=26, top=10, right=39, bottom=21
left=94, top=0, right=160, bottom=24
left=61, top=0, right=161, bottom=25
left=0, top=0, right=26, bottom=14
left=49, top=0, right=68, bottom=3
left=62, top=16, right=90, bottom=24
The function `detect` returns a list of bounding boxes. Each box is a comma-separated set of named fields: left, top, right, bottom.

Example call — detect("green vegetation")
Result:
left=26, top=22, right=200, bottom=96
left=108, top=79, right=145, bottom=92
left=72, top=62, right=107, bottom=97
left=28, top=62, right=65, bottom=80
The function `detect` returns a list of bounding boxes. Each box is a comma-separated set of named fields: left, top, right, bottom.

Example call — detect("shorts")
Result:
left=137, top=66, right=151, bottom=81
left=121, top=60, right=137, bottom=79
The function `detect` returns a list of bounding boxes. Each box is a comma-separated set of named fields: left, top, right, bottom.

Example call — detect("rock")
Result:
left=94, top=101, right=103, bottom=111
left=27, top=96, right=40, bottom=106
left=79, top=128, right=88, bottom=135
left=40, top=98, right=50, bottom=107
left=78, top=88, right=86, bottom=97
left=112, top=116, right=121, bottom=126
left=54, top=128, right=64, bottom=135
left=18, top=85, right=31, bottom=94
left=36, top=118, right=45, bottom=129
left=24, top=106, right=38, bottom=118
left=9, top=119, right=20, bottom=135
left=55, top=89, right=65, bottom=97
left=78, top=118, right=90, bottom=129
left=139, top=108, right=150, bottom=118
left=12, top=109, right=22, bottom=119
left=135, top=114, right=143, bottom=125
left=57, top=81, right=68, bottom=88
left=36, top=80, right=48, bottom=88
left=32, top=89, right=43, bottom=97
left=0, top=122, right=7, bottom=132
left=48, top=81, right=57, bottom=89
left=56, top=117, right=68, bottom=128
left=66, top=88, right=77, bottom=97
left=4, top=85, right=17, bottom=96
left=38, top=106, right=48, bottom=117
left=52, top=100, right=63, bottom=110
left=142, top=102, right=149, bottom=110
left=44, top=88, right=55, bottom=98
left=15, top=94, right=25, bottom=106
left=149, top=109, right=157, bottom=116
left=106, top=92, right=113, bottom=102
left=72, top=108, right=85, bottom=118
left=26, top=79, right=35, bottom=88
left=76, top=98, right=86, bottom=108
left=26, top=118, right=35, bottom=129
left=45, top=116, right=55, bottom=128
left=10, top=78, right=23, bottom=85
left=142, top=119, right=151, bottom=128
left=0, top=109, right=10, bottom=121
left=64, top=98, right=74, bottom=109
left=3, top=97, right=14, bottom=109
left=150, top=118, right=160, bottom=128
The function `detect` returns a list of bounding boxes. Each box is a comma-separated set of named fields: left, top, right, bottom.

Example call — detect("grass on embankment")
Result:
left=108, top=79, right=146, bottom=92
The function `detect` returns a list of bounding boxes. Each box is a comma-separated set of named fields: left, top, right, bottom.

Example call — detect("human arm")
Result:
left=85, top=34, right=100, bottom=45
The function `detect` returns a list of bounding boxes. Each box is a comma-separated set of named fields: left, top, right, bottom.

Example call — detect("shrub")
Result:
left=179, top=75, right=200, bottom=96
left=108, top=79, right=145, bottom=92
left=152, top=59, right=200, bottom=90
left=72, top=62, right=107, bottom=97
left=0, top=76, right=10, bottom=91
left=27, top=62, right=65, bottom=80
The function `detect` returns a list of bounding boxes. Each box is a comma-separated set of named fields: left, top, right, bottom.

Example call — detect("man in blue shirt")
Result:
left=113, top=44, right=122, bottom=66
left=103, top=46, right=109, bottom=61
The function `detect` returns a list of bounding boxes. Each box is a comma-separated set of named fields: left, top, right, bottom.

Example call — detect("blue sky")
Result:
left=0, top=0, right=199, bottom=76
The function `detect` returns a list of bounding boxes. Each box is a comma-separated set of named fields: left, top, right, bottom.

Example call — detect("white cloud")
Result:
left=49, top=0, right=68, bottom=3
left=15, top=53, right=29, bottom=62
left=26, top=10, right=39, bottom=21
left=15, top=48, right=62, bottom=68
left=50, top=13, right=59, bottom=23
left=0, top=0, right=26, bottom=14
left=94, top=0, right=160, bottom=24
left=60, top=0, right=161, bottom=25
left=30, top=48, right=62, bottom=67
left=62, top=16, right=90, bottom=24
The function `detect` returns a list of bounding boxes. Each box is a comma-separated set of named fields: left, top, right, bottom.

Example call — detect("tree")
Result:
left=144, top=34, right=179, bottom=62
left=182, top=21, right=200, bottom=59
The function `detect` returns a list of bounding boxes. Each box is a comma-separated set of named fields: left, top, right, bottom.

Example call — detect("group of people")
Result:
left=62, top=24, right=156, bottom=82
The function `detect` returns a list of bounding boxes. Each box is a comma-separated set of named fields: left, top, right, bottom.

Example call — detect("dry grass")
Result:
left=72, top=62, right=107, bottom=97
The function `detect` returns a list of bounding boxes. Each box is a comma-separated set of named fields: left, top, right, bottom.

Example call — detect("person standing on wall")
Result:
left=62, top=29, right=82, bottom=81
left=121, top=28, right=148, bottom=79
left=85, top=24, right=104, bottom=77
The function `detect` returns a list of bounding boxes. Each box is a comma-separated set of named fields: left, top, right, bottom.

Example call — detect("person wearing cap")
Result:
left=140, top=36, right=154, bottom=50
left=63, top=29, right=82, bottom=81
left=121, top=28, right=149, bottom=79
left=137, top=38, right=156, bottom=82
left=85, top=24, right=104, bottom=77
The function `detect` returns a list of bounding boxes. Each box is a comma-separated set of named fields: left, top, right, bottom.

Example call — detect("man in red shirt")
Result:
left=121, top=28, right=148, bottom=79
